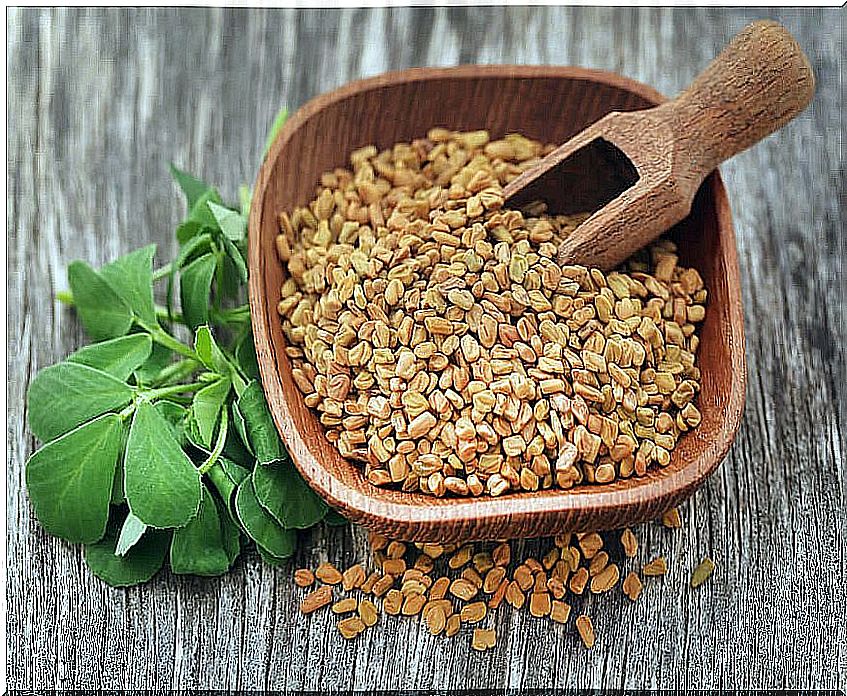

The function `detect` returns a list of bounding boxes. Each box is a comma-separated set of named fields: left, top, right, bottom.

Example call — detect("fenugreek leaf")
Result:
left=176, top=219, right=205, bottom=246
left=236, top=380, right=282, bottom=465
left=124, top=401, right=202, bottom=529
left=233, top=477, right=296, bottom=559
left=133, top=341, right=173, bottom=387
left=99, top=245, right=157, bottom=325
left=263, top=107, right=288, bottom=156
left=215, top=494, right=241, bottom=565
left=25, top=413, right=124, bottom=544
left=206, top=457, right=250, bottom=509
left=194, top=325, right=233, bottom=377
left=208, top=201, right=246, bottom=242
left=234, top=329, right=260, bottom=381
left=252, top=459, right=327, bottom=530
left=170, top=485, right=232, bottom=576
left=67, top=261, right=134, bottom=341
left=154, top=400, right=189, bottom=448
left=115, top=512, right=147, bottom=557
left=169, top=163, right=213, bottom=210
left=324, top=508, right=349, bottom=527
left=27, top=362, right=134, bottom=443
left=84, top=523, right=170, bottom=587
left=188, top=188, right=223, bottom=229
left=189, top=377, right=231, bottom=449
left=231, top=400, right=253, bottom=457
left=67, top=334, right=152, bottom=381
left=257, top=545, right=290, bottom=568
left=179, top=252, right=218, bottom=330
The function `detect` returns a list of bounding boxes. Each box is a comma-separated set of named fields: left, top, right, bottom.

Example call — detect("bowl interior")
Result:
left=249, top=67, right=745, bottom=541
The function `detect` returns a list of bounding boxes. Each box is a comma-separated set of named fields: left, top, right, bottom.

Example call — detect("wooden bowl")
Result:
left=248, top=65, right=746, bottom=542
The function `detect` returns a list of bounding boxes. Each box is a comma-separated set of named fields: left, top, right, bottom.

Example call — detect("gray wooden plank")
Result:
left=6, top=6, right=844, bottom=690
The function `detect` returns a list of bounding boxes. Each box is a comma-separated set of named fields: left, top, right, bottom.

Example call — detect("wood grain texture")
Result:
left=7, top=6, right=845, bottom=690
left=249, top=65, right=746, bottom=541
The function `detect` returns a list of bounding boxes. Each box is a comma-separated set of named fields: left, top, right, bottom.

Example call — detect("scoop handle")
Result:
left=664, top=20, right=815, bottom=174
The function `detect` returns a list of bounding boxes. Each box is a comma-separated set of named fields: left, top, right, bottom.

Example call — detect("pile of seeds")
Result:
left=293, top=509, right=715, bottom=649
left=275, top=129, right=707, bottom=497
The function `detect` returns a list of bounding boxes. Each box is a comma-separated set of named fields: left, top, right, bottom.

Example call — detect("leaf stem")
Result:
left=152, top=263, right=173, bottom=282
left=198, top=409, right=228, bottom=475
left=148, top=358, right=201, bottom=386
left=137, top=320, right=198, bottom=360
left=142, top=381, right=208, bottom=401
left=56, top=290, right=74, bottom=305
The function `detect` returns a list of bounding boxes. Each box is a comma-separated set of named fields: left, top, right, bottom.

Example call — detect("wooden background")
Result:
left=7, top=7, right=844, bottom=690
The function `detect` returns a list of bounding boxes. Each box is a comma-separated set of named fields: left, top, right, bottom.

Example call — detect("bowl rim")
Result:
left=248, top=64, right=747, bottom=535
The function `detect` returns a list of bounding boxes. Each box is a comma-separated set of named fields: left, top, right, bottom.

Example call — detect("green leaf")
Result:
left=169, top=164, right=213, bottom=210
left=111, top=456, right=125, bottom=505
left=236, top=380, right=282, bottom=465
left=25, top=414, right=124, bottom=543
left=27, top=362, right=134, bottom=443
left=231, top=400, right=253, bottom=457
left=154, top=400, right=189, bottom=447
left=194, top=325, right=233, bottom=375
left=189, top=377, right=231, bottom=448
left=67, top=334, right=152, bottom=381
left=234, top=330, right=260, bottom=381
left=239, top=185, right=252, bottom=218
left=67, top=261, right=134, bottom=341
left=263, top=107, right=288, bottom=156
left=188, top=188, right=223, bottom=228
left=214, top=494, right=241, bottom=565
left=170, top=486, right=232, bottom=576
left=324, top=508, right=348, bottom=527
left=233, top=478, right=296, bottom=558
left=176, top=220, right=205, bottom=246
left=253, top=460, right=328, bottom=529
left=179, top=252, right=217, bottom=330
left=206, top=457, right=250, bottom=508
left=221, top=413, right=254, bottom=467
left=125, top=401, right=202, bottom=529
left=133, top=341, right=173, bottom=386
left=99, top=245, right=157, bottom=325
left=208, top=201, right=247, bottom=242
left=217, top=232, right=248, bottom=282
left=115, top=512, right=147, bottom=557
left=176, top=231, right=213, bottom=269
left=84, top=524, right=169, bottom=587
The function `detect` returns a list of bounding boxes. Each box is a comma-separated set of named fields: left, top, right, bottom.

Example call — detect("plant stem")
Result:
left=137, top=320, right=198, bottom=360
left=56, top=290, right=74, bottom=305
left=199, top=409, right=228, bottom=475
left=142, top=381, right=208, bottom=401
left=149, top=358, right=200, bottom=386
left=152, top=263, right=173, bottom=282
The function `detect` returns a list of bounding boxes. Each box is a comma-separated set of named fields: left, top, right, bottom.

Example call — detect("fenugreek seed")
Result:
left=315, top=562, right=343, bottom=585
left=493, top=542, right=511, bottom=567
left=569, top=567, right=589, bottom=595
left=342, top=564, right=365, bottom=591
left=460, top=601, right=487, bottom=624
left=449, top=545, right=474, bottom=569
left=550, top=599, right=571, bottom=624
left=576, top=615, right=596, bottom=648
left=449, top=577, right=478, bottom=601
left=529, top=592, right=552, bottom=618
left=505, top=581, right=526, bottom=609
left=429, top=576, right=450, bottom=600
left=577, top=532, right=603, bottom=559
left=338, top=616, right=366, bottom=639
left=691, top=557, right=715, bottom=588
left=358, top=598, right=379, bottom=627
left=590, top=564, right=620, bottom=593
left=294, top=569, right=315, bottom=588
left=382, top=589, right=402, bottom=615
left=382, top=558, right=406, bottom=575
left=445, top=613, right=461, bottom=637
left=472, top=628, right=497, bottom=652
left=622, top=571, right=643, bottom=600
left=620, top=528, right=638, bottom=558
left=332, top=597, right=358, bottom=614
left=425, top=605, right=447, bottom=635
left=402, top=593, right=427, bottom=615
left=662, top=507, right=682, bottom=528
left=643, top=557, right=668, bottom=576
left=484, top=566, right=506, bottom=594
left=473, top=552, right=495, bottom=574
left=513, top=565, right=534, bottom=591
left=372, top=573, right=395, bottom=596
left=300, top=585, right=333, bottom=614
left=588, top=551, right=609, bottom=577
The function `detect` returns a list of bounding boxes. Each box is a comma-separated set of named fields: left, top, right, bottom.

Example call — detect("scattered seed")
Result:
left=338, top=616, right=366, bottom=639
left=342, top=564, right=366, bottom=591
left=662, top=508, right=682, bottom=529
left=460, top=601, right=487, bottom=624
left=643, top=557, right=668, bottom=576
left=575, top=615, right=595, bottom=648
left=300, top=585, right=333, bottom=614
left=472, top=628, right=497, bottom=651
left=691, top=557, right=715, bottom=588
left=529, top=592, right=552, bottom=618
left=620, top=528, right=638, bottom=558
left=294, top=568, right=315, bottom=588
left=359, top=599, right=379, bottom=626
left=550, top=600, right=571, bottom=624
left=331, top=597, right=358, bottom=614
left=315, top=562, right=343, bottom=585
left=445, top=613, right=461, bottom=637
left=589, top=564, right=620, bottom=593
left=622, top=572, right=643, bottom=600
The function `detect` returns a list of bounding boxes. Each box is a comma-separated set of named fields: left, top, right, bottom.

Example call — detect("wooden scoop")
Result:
left=503, top=20, right=815, bottom=270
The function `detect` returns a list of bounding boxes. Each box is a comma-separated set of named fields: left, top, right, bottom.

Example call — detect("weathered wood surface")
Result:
left=7, top=7, right=844, bottom=690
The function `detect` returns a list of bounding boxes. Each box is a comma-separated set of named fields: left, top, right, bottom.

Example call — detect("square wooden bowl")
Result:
left=248, top=66, right=746, bottom=543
